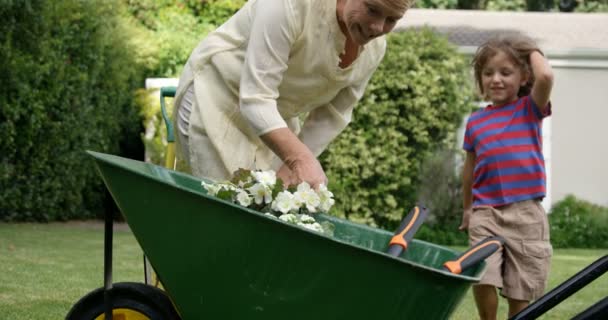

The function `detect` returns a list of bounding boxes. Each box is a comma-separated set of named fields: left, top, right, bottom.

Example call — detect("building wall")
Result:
left=550, top=67, right=608, bottom=207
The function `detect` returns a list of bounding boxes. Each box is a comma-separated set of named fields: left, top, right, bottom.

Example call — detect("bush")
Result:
left=486, top=0, right=527, bottom=11
left=549, top=195, right=608, bottom=248
left=123, top=0, right=246, bottom=78
left=319, top=29, right=476, bottom=230
left=183, top=0, right=247, bottom=26
left=124, top=2, right=214, bottom=78
left=415, top=0, right=459, bottom=9
left=0, top=0, right=144, bottom=221
left=576, top=0, right=608, bottom=12
left=414, top=149, right=468, bottom=245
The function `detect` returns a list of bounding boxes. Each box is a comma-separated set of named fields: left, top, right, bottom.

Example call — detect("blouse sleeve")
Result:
left=239, top=0, right=302, bottom=136
left=298, top=73, right=374, bottom=157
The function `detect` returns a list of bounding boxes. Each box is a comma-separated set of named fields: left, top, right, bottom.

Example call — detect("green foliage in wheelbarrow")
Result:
left=0, top=0, right=144, bottom=221
left=319, top=28, right=476, bottom=230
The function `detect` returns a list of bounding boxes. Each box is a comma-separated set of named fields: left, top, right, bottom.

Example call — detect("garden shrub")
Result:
left=0, top=0, right=144, bottom=221
left=123, top=0, right=245, bottom=78
left=575, top=0, right=608, bottom=12
left=549, top=195, right=608, bottom=248
left=182, top=0, right=247, bottom=26
left=414, top=148, right=468, bottom=245
left=319, top=29, right=476, bottom=230
left=415, top=0, right=459, bottom=9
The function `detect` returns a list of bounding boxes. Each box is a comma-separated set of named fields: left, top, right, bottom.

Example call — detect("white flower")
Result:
left=252, top=170, right=276, bottom=187
left=299, top=214, right=316, bottom=224
left=318, top=184, right=335, bottom=212
left=272, top=191, right=297, bottom=214
left=247, top=183, right=273, bottom=205
left=278, top=213, right=298, bottom=224
left=201, top=181, right=221, bottom=196
left=264, top=212, right=277, bottom=218
left=235, top=189, right=252, bottom=207
left=293, top=182, right=320, bottom=212
left=298, top=221, right=324, bottom=233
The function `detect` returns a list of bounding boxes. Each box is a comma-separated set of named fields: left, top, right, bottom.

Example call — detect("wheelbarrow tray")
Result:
left=89, top=151, right=484, bottom=319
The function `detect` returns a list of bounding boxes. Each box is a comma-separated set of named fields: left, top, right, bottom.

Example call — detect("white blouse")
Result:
left=175, top=0, right=386, bottom=175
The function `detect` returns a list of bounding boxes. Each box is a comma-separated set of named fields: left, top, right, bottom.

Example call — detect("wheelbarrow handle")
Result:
left=387, top=205, right=429, bottom=257
left=443, top=236, right=505, bottom=274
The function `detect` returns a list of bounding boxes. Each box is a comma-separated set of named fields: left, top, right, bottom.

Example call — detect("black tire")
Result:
left=66, top=282, right=181, bottom=320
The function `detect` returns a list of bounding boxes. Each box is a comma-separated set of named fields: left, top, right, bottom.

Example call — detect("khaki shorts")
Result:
left=468, top=199, right=553, bottom=301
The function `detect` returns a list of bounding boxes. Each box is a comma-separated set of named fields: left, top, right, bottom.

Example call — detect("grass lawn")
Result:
left=0, top=222, right=606, bottom=320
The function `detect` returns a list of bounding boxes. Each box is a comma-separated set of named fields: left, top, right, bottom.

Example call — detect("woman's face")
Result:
left=340, top=0, right=406, bottom=45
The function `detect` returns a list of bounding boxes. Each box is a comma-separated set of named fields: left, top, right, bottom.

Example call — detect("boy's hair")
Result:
left=472, top=33, right=543, bottom=99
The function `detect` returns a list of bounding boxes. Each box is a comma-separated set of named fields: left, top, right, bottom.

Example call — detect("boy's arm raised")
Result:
left=530, top=51, right=554, bottom=114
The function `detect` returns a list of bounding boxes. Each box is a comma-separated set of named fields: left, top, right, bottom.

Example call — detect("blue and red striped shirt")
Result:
left=463, top=95, right=551, bottom=207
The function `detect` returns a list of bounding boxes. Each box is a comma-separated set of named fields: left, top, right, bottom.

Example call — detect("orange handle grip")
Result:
left=387, top=205, right=429, bottom=257
left=443, top=236, right=505, bottom=274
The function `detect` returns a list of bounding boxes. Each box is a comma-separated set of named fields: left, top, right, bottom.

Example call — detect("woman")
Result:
left=174, top=0, right=412, bottom=188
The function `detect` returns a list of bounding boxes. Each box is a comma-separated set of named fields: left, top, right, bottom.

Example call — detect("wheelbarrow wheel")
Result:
left=66, top=282, right=180, bottom=320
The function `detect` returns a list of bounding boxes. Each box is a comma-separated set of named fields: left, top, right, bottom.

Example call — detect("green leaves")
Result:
left=0, top=0, right=144, bottom=221
left=549, top=195, right=608, bottom=248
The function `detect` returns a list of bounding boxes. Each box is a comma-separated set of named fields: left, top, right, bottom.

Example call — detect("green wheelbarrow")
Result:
left=66, top=150, right=487, bottom=319
left=65, top=87, right=607, bottom=319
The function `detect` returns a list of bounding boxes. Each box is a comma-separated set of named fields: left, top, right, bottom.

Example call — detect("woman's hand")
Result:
left=278, top=152, right=327, bottom=189
left=261, top=127, right=328, bottom=189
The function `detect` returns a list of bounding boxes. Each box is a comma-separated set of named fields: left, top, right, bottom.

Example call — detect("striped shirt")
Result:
left=463, top=96, right=551, bottom=207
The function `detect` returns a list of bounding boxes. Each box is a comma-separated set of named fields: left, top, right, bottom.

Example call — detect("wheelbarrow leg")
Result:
left=509, top=255, right=608, bottom=320
left=572, top=297, right=608, bottom=320
left=104, top=209, right=114, bottom=320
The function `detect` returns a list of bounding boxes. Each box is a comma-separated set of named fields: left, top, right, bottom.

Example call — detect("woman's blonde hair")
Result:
left=472, top=33, right=543, bottom=98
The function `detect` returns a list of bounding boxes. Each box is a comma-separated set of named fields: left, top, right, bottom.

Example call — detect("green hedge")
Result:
left=320, top=29, right=476, bottom=230
left=549, top=195, right=608, bottom=248
left=124, top=0, right=246, bottom=78
left=0, top=0, right=144, bottom=221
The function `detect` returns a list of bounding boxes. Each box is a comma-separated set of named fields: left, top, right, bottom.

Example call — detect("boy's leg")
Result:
left=473, top=285, right=498, bottom=320
left=468, top=206, right=504, bottom=320
left=501, top=200, right=552, bottom=302
left=507, top=298, right=529, bottom=318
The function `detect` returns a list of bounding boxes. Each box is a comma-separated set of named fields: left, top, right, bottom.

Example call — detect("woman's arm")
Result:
left=459, top=151, right=476, bottom=231
left=261, top=128, right=327, bottom=188
left=529, top=51, right=554, bottom=115
left=237, top=0, right=328, bottom=186
left=279, top=70, right=375, bottom=187
left=239, top=0, right=300, bottom=136
left=298, top=72, right=374, bottom=157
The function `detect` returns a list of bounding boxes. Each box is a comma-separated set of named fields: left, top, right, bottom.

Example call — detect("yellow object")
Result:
left=94, top=308, right=150, bottom=320
left=164, top=142, right=176, bottom=170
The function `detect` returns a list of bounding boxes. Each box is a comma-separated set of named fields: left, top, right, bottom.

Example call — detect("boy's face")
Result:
left=481, top=50, right=529, bottom=106
left=341, top=0, right=406, bottom=45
